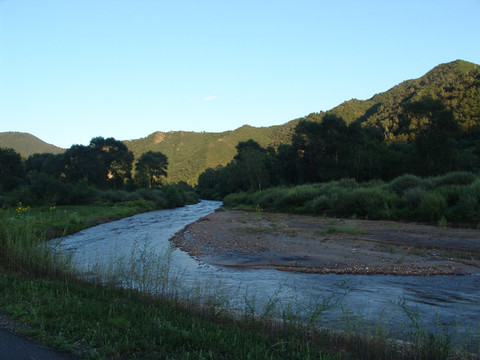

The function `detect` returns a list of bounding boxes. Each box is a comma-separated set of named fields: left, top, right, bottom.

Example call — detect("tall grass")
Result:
left=223, top=171, right=480, bottom=225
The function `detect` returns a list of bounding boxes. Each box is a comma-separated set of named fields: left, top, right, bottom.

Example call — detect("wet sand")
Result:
left=171, top=210, right=480, bottom=275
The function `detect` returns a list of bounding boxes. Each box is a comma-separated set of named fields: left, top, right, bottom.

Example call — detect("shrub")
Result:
left=223, top=192, right=252, bottom=208
left=273, top=185, right=322, bottom=212
left=431, top=171, right=478, bottom=187
left=164, top=186, right=183, bottom=208
left=389, top=174, right=424, bottom=195
left=310, top=195, right=331, bottom=214
left=345, top=187, right=390, bottom=219
left=182, top=191, right=199, bottom=205
left=253, top=187, right=285, bottom=210
left=135, top=189, right=167, bottom=208
left=335, top=178, right=359, bottom=189
left=403, top=187, right=427, bottom=209
left=435, top=185, right=465, bottom=207
left=418, top=192, right=447, bottom=222
left=98, top=190, right=140, bottom=204
left=453, top=180, right=480, bottom=222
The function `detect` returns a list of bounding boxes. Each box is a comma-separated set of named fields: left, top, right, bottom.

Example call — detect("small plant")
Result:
left=438, top=216, right=447, bottom=228
left=15, top=202, right=31, bottom=218
left=255, top=203, right=263, bottom=220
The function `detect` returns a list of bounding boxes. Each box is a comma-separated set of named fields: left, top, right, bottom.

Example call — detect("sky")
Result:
left=1, top=0, right=479, bottom=149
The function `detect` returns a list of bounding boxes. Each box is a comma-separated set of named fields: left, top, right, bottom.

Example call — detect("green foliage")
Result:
left=223, top=172, right=480, bottom=224
left=403, top=187, right=427, bottom=209
left=0, top=132, right=65, bottom=158
left=135, top=150, right=168, bottom=189
left=453, top=180, right=480, bottom=222
left=430, top=171, right=478, bottom=187
left=418, top=192, right=448, bottom=222
left=388, top=174, right=425, bottom=195
left=4, top=60, right=480, bottom=187
left=0, top=147, right=25, bottom=191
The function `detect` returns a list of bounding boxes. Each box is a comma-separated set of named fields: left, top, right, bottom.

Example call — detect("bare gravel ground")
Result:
left=171, top=210, right=480, bottom=275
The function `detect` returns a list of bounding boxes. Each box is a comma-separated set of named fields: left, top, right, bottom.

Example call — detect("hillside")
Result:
left=324, top=59, right=480, bottom=135
left=124, top=123, right=298, bottom=184
left=4, top=59, right=480, bottom=185
left=126, top=60, right=480, bottom=184
left=0, top=132, right=65, bottom=157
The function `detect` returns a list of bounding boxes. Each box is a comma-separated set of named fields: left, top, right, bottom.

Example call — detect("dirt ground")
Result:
left=171, top=210, right=480, bottom=275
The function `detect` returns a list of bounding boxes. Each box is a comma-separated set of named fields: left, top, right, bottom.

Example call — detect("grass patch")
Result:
left=0, top=274, right=341, bottom=359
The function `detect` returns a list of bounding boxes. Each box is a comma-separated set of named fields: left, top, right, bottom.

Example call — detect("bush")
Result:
left=452, top=180, right=480, bottom=222
left=164, top=186, right=184, bottom=208
left=310, top=195, right=331, bottom=214
left=431, top=171, right=478, bottom=187
left=335, top=178, right=359, bottom=189
left=389, top=174, right=424, bottom=195
left=435, top=184, right=465, bottom=207
left=134, top=189, right=167, bottom=209
left=403, top=187, right=427, bottom=209
left=253, top=187, right=285, bottom=210
left=273, top=185, right=322, bottom=212
left=418, top=192, right=447, bottom=222
left=223, top=192, right=253, bottom=208
left=68, top=181, right=98, bottom=205
left=345, top=187, right=390, bottom=219
left=98, top=190, right=140, bottom=204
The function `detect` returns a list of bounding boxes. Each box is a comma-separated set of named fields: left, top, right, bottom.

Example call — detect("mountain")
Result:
left=126, top=59, right=480, bottom=184
left=324, top=59, right=480, bottom=133
left=0, top=132, right=65, bottom=157
left=124, top=123, right=298, bottom=184
left=4, top=59, right=479, bottom=184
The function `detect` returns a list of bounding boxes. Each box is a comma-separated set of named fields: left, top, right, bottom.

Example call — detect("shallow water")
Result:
left=52, top=200, right=480, bottom=337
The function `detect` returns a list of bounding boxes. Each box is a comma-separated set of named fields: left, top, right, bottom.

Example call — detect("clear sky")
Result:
left=1, top=0, right=479, bottom=148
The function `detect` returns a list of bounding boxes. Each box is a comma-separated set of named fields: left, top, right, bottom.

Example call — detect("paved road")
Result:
left=0, top=328, right=74, bottom=360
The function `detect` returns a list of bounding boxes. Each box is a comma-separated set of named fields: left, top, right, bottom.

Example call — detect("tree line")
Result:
left=0, top=136, right=196, bottom=207
left=196, top=98, right=480, bottom=199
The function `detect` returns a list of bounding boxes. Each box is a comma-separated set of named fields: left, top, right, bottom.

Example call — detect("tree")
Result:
left=63, top=144, right=101, bottom=184
left=400, top=98, right=459, bottom=175
left=0, top=148, right=25, bottom=191
left=292, top=120, right=323, bottom=183
left=89, top=137, right=134, bottom=189
left=292, top=115, right=350, bottom=182
left=135, top=151, right=168, bottom=189
left=233, top=140, right=270, bottom=192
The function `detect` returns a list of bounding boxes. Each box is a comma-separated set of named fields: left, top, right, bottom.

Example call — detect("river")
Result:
left=51, top=200, right=480, bottom=341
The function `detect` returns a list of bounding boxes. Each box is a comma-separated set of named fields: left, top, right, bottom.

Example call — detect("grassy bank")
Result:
left=0, top=274, right=342, bottom=359
left=1, top=204, right=477, bottom=359
left=223, top=171, right=480, bottom=225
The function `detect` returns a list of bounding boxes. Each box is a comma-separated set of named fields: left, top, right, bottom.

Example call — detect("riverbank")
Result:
left=172, top=210, right=480, bottom=275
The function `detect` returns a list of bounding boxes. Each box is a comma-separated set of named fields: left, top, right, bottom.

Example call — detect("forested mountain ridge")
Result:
left=125, top=59, right=480, bottom=184
left=0, top=132, right=65, bottom=157
left=123, top=123, right=298, bottom=184
left=322, top=59, right=480, bottom=136
left=3, top=59, right=479, bottom=184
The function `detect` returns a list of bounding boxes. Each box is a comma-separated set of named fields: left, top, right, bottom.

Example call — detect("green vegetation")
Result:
left=0, top=136, right=198, bottom=209
left=0, top=132, right=65, bottom=157
left=3, top=60, right=480, bottom=185
left=223, top=172, right=480, bottom=224
left=2, top=207, right=476, bottom=359
left=2, top=59, right=480, bottom=358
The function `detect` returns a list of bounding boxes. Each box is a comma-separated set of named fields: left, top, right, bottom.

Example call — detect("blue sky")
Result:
left=1, top=0, right=479, bottom=148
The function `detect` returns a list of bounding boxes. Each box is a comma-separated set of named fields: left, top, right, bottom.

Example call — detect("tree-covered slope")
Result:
left=323, top=60, right=480, bottom=136
left=5, top=60, right=479, bottom=185
left=0, top=132, right=65, bottom=157
left=124, top=123, right=298, bottom=184
left=125, top=60, right=480, bottom=184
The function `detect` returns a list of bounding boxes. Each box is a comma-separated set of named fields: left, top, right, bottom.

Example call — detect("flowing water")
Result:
left=52, top=200, right=480, bottom=339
